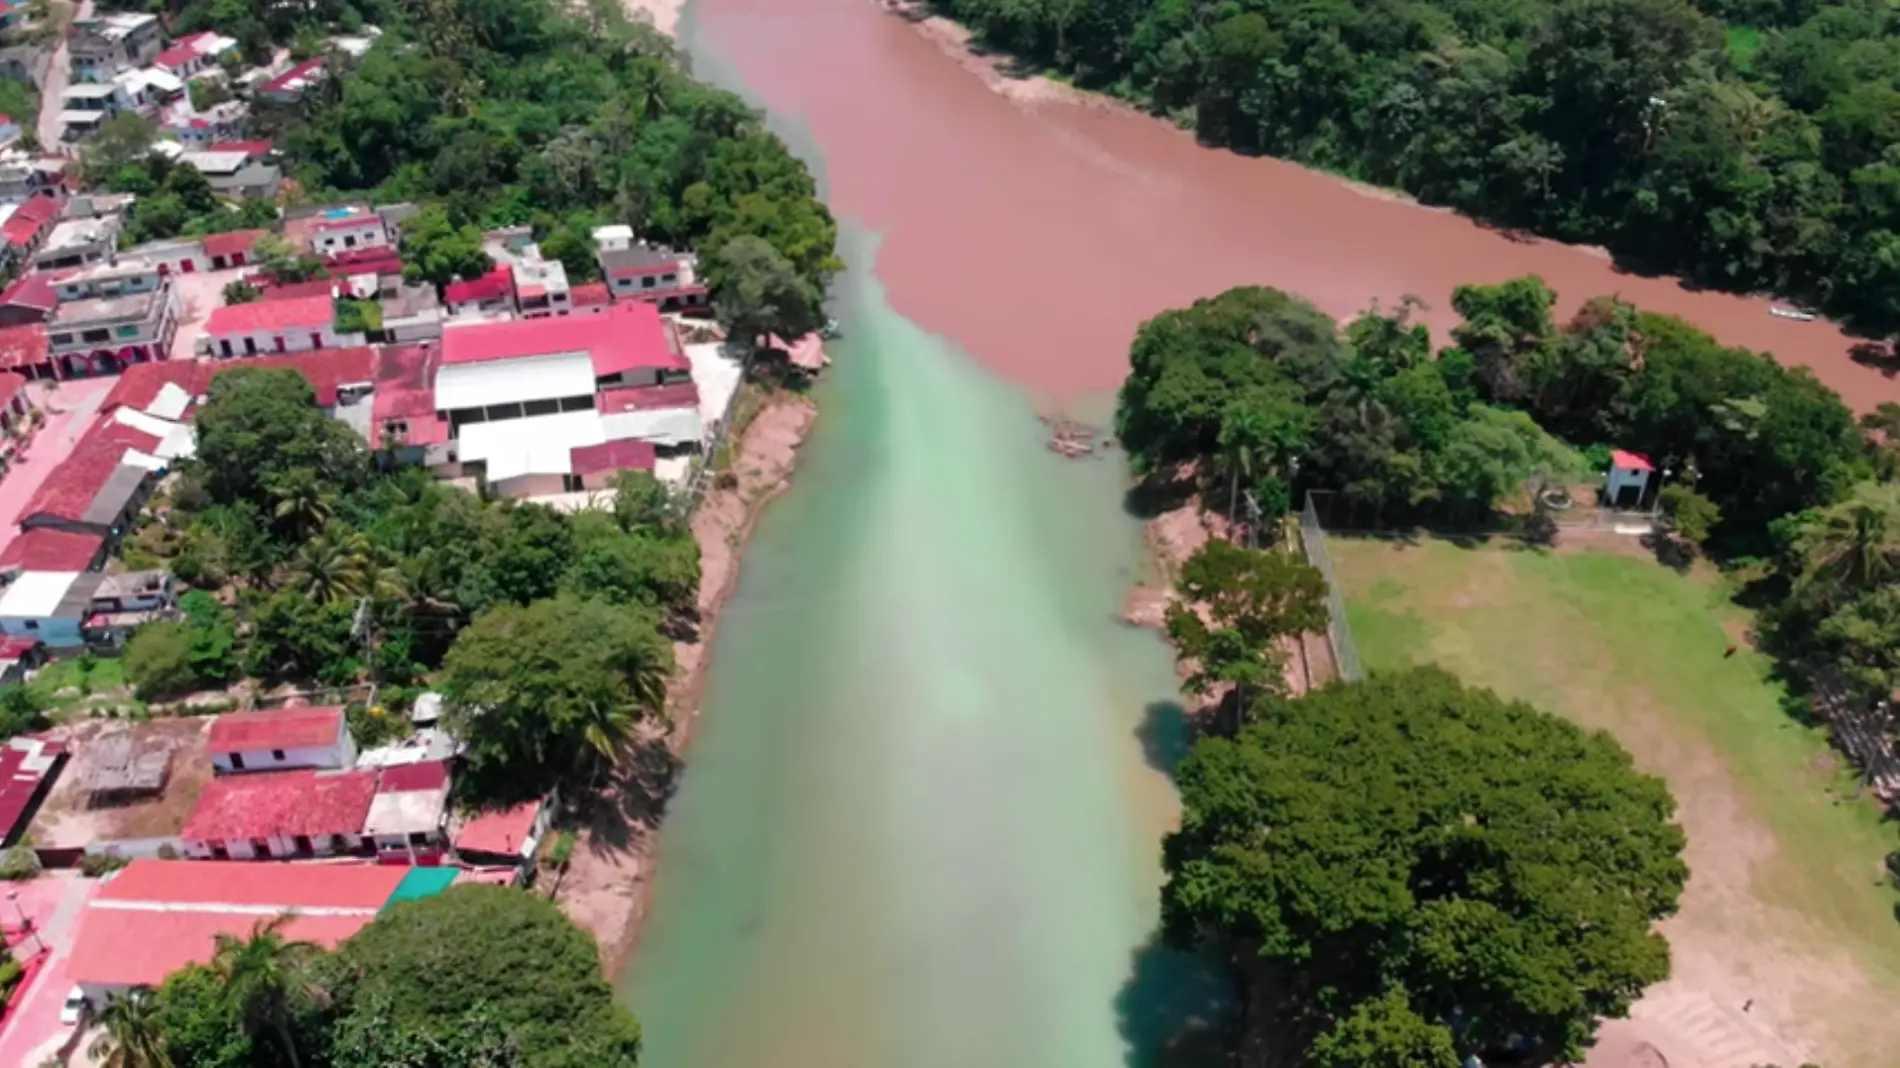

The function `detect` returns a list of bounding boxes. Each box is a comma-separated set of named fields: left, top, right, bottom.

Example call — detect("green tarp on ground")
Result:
left=381, top=865, right=459, bottom=908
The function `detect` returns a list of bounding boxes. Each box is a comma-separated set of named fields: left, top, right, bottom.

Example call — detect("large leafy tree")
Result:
left=328, top=885, right=641, bottom=1068
left=711, top=234, right=822, bottom=344
left=189, top=368, right=367, bottom=512
left=440, top=594, right=673, bottom=803
left=1161, top=668, right=1687, bottom=1065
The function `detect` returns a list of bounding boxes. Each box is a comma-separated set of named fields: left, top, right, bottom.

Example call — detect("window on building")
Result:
left=115, top=324, right=139, bottom=338
left=270, top=749, right=285, bottom=761
left=408, top=831, right=432, bottom=846
left=21, top=621, right=34, bottom=630
left=80, top=328, right=108, bottom=343
left=229, top=752, right=244, bottom=769
left=49, top=333, right=71, bottom=345
left=641, top=276, right=655, bottom=288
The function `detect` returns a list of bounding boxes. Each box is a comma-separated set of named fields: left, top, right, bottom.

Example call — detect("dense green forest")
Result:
left=936, top=0, right=1900, bottom=337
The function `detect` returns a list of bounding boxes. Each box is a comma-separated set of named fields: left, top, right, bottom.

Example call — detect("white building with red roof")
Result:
left=151, top=30, right=236, bottom=79
left=180, top=767, right=378, bottom=860
left=206, top=706, right=355, bottom=774
left=431, top=301, right=702, bottom=495
left=202, top=293, right=362, bottom=358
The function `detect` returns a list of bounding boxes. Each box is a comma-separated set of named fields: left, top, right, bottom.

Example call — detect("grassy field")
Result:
left=1330, top=535, right=1900, bottom=1065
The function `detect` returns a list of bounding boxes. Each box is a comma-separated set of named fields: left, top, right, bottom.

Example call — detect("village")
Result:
left=0, top=5, right=840, bottom=1064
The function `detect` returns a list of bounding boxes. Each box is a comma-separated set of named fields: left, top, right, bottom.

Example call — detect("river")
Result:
left=619, top=0, right=1895, bottom=1065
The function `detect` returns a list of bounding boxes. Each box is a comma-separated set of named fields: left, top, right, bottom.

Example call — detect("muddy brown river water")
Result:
left=699, top=0, right=1893, bottom=407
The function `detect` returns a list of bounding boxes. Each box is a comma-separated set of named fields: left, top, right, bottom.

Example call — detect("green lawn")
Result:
left=25, top=656, right=142, bottom=718
left=1331, top=536, right=1900, bottom=999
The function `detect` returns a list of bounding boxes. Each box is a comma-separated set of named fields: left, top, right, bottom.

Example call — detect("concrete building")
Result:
left=452, top=792, right=555, bottom=881
left=177, top=149, right=280, bottom=199
left=46, top=275, right=178, bottom=375
left=69, top=13, right=162, bottom=82
left=308, top=205, right=390, bottom=256
left=362, top=759, right=450, bottom=864
left=598, top=243, right=709, bottom=312
left=33, top=215, right=120, bottom=271
left=206, top=706, right=356, bottom=774
left=151, top=30, right=237, bottom=79
left=442, top=262, right=515, bottom=320
left=0, top=568, right=171, bottom=648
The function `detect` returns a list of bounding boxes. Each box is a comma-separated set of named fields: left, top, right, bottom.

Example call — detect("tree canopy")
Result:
left=440, top=594, right=673, bottom=803
left=1161, top=668, right=1687, bottom=1065
left=935, top=0, right=1900, bottom=339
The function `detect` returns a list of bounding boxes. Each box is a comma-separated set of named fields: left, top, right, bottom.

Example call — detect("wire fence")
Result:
left=1298, top=492, right=1363, bottom=683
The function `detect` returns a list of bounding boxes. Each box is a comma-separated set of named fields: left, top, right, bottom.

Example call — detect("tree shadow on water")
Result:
left=1135, top=699, right=1191, bottom=776
left=1115, top=933, right=1234, bottom=1068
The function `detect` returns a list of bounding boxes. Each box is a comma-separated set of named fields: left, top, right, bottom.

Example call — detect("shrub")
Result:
left=0, top=844, right=40, bottom=881
left=79, top=853, right=132, bottom=877
left=123, top=621, right=198, bottom=700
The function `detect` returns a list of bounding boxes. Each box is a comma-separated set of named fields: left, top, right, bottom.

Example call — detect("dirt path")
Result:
left=556, top=393, right=819, bottom=976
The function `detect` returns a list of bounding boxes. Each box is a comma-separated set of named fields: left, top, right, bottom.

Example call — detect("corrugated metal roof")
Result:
left=432, top=350, right=594, bottom=411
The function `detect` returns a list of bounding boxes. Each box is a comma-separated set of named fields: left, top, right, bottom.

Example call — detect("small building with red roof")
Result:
left=203, top=293, right=359, bottom=358
left=0, top=323, right=51, bottom=381
left=1607, top=448, right=1656, bottom=508
left=206, top=706, right=355, bottom=774
left=180, top=767, right=379, bottom=860
left=65, top=859, right=453, bottom=1003
left=199, top=228, right=263, bottom=270
left=0, top=529, right=105, bottom=573
left=370, top=342, right=447, bottom=458
left=569, top=280, right=610, bottom=314
left=442, top=262, right=515, bottom=319
left=452, top=791, right=556, bottom=876
left=18, top=418, right=164, bottom=536
left=0, top=271, right=61, bottom=328
left=258, top=55, right=328, bottom=103
left=0, top=196, right=61, bottom=265
left=0, top=736, right=64, bottom=845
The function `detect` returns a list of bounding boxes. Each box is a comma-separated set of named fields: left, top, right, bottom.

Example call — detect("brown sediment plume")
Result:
left=695, top=0, right=1896, bottom=411
left=555, top=392, right=819, bottom=975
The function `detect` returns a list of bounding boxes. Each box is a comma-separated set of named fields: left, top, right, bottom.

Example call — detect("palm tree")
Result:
left=284, top=523, right=374, bottom=606
left=1796, top=483, right=1900, bottom=605
left=211, top=916, right=322, bottom=1068
left=87, top=989, right=172, bottom=1068
left=270, top=470, right=336, bottom=542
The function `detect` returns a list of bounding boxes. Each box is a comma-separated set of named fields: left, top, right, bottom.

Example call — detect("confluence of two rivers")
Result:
left=617, top=0, right=1897, bottom=1065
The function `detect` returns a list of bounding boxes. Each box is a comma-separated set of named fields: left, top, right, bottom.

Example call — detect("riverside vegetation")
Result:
left=932, top=0, right=1900, bottom=340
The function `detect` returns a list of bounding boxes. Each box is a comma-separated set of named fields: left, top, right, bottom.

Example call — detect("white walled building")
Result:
left=206, top=706, right=356, bottom=774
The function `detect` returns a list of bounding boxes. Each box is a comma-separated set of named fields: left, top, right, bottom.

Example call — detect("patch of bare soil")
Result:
left=880, top=0, right=1097, bottom=108
left=556, top=394, right=820, bottom=975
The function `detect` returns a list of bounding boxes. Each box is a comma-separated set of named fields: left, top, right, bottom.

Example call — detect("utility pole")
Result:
left=351, top=595, right=377, bottom=689
left=1242, top=490, right=1264, bottom=550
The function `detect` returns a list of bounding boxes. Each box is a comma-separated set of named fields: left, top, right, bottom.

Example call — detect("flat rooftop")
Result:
left=51, top=289, right=159, bottom=326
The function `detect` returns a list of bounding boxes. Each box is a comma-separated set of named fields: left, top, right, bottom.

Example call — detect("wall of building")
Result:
left=210, top=735, right=354, bottom=774
left=312, top=220, right=388, bottom=256
left=0, top=615, right=82, bottom=647
left=210, top=323, right=361, bottom=358
left=185, top=831, right=366, bottom=860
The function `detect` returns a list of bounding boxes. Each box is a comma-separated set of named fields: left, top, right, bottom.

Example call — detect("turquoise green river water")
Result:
left=617, top=24, right=1219, bottom=1068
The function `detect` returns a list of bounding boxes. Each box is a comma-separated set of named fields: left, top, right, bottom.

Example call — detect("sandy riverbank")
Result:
left=557, top=391, right=820, bottom=975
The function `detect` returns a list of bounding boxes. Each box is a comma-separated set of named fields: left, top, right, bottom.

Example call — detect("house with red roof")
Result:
left=0, top=196, right=62, bottom=269
left=0, top=271, right=62, bottom=329
left=1607, top=448, right=1656, bottom=508
left=202, top=293, right=361, bottom=358
left=0, top=323, right=52, bottom=381
left=452, top=790, right=556, bottom=879
left=65, top=859, right=453, bottom=1005
left=0, top=736, right=63, bottom=845
left=0, top=530, right=105, bottom=573
left=199, top=228, right=263, bottom=270
left=257, top=55, right=329, bottom=103
left=180, top=767, right=379, bottom=860
left=207, top=706, right=355, bottom=774
left=442, top=262, right=515, bottom=319
left=570, top=281, right=610, bottom=315
left=305, top=205, right=391, bottom=258
left=152, top=30, right=236, bottom=78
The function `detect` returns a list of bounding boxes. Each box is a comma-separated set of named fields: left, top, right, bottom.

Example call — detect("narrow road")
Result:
left=34, top=0, right=90, bottom=154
